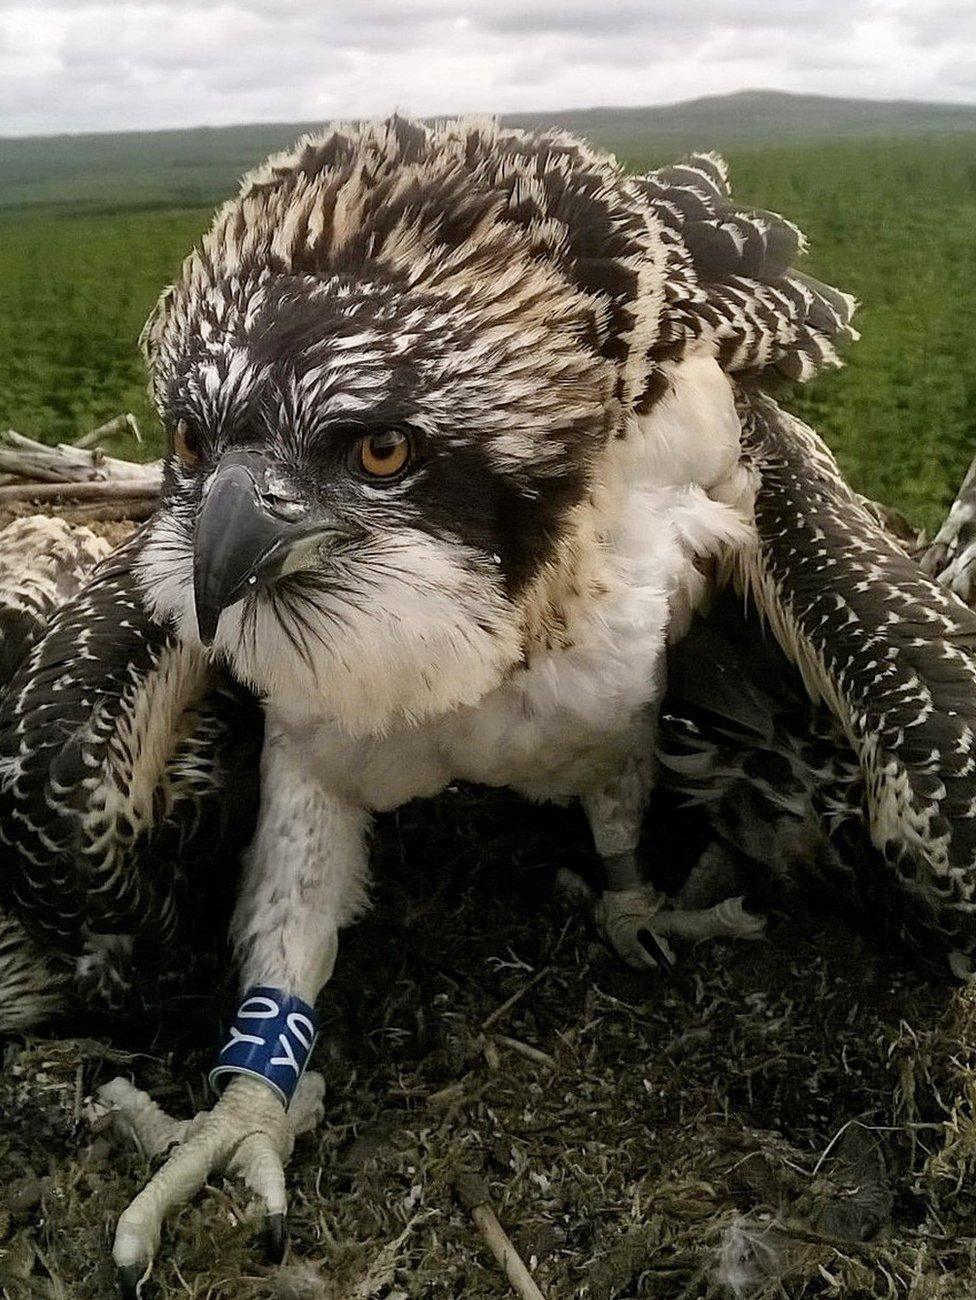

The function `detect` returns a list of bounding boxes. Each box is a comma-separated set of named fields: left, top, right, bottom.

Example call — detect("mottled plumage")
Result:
left=655, top=395, right=976, bottom=975
left=0, top=528, right=261, bottom=1010
left=0, top=516, right=109, bottom=688
left=0, top=117, right=968, bottom=1290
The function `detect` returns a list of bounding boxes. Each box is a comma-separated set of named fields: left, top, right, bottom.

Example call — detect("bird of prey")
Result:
left=2, top=116, right=976, bottom=1294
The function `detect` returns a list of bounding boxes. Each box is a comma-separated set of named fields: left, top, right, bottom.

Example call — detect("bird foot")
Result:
left=593, top=885, right=676, bottom=971
left=654, top=894, right=767, bottom=944
left=96, top=1071, right=325, bottom=1296
left=594, top=885, right=766, bottom=972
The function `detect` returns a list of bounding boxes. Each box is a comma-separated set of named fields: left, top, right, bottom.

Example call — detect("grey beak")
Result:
left=192, top=450, right=349, bottom=646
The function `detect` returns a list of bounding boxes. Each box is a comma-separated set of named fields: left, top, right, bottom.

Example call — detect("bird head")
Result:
left=137, top=125, right=619, bottom=734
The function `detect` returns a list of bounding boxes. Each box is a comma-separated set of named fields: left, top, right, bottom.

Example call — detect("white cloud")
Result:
left=0, top=0, right=972, bottom=136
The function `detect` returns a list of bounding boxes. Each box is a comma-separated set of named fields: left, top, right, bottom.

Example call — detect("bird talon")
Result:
left=653, top=894, right=768, bottom=944
left=595, top=886, right=767, bottom=971
left=117, top=1261, right=151, bottom=1299
left=265, top=1211, right=288, bottom=1264
left=635, top=926, right=677, bottom=971
left=594, top=886, right=676, bottom=972
left=99, top=1072, right=324, bottom=1280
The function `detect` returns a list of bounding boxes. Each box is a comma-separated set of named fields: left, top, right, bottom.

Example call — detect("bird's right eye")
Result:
left=173, top=419, right=202, bottom=469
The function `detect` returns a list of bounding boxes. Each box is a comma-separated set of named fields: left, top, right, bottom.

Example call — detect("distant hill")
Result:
left=2, top=89, right=975, bottom=214
left=512, top=89, right=976, bottom=146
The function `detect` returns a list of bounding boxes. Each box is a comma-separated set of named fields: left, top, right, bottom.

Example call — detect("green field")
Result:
left=2, top=112, right=976, bottom=533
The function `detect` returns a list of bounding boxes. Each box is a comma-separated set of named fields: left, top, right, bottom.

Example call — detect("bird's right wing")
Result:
left=0, top=529, right=261, bottom=999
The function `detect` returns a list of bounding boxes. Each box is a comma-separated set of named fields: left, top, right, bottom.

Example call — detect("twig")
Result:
left=453, top=1171, right=546, bottom=1300
left=811, top=1117, right=860, bottom=1177
left=73, top=412, right=142, bottom=449
left=481, top=965, right=552, bottom=1031
left=494, top=1034, right=557, bottom=1070
left=57, top=502, right=156, bottom=523
left=0, top=428, right=160, bottom=486
left=73, top=1064, right=84, bottom=1126
left=0, top=479, right=158, bottom=504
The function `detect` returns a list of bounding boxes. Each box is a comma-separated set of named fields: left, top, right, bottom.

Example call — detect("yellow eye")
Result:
left=356, top=429, right=411, bottom=479
left=173, top=419, right=201, bottom=468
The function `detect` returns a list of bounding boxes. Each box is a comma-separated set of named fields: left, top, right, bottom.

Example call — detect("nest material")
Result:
left=1, top=783, right=976, bottom=1298
left=0, top=419, right=160, bottom=524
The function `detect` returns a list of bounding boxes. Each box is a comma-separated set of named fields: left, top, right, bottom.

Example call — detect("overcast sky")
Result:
left=1, top=0, right=974, bottom=137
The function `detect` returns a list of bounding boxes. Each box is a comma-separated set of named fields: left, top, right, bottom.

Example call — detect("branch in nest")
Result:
left=0, top=428, right=161, bottom=488
left=0, top=480, right=160, bottom=505
left=72, top=412, right=142, bottom=450
left=453, top=1171, right=547, bottom=1300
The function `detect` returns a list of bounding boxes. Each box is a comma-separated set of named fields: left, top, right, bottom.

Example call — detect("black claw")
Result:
left=636, top=928, right=676, bottom=974
left=265, top=1212, right=288, bottom=1264
left=118, top=1263, right=150, bottom=1299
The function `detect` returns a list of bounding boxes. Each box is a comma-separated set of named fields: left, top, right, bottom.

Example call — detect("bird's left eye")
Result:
left=354, top=429, right=412, bottom=480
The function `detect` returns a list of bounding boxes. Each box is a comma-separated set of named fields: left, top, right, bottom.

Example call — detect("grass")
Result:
left=1, top=135, right=976, bottom=530
left=0, top=205, right=207, bottom=458
left=701, top=138, right=976, bottom=534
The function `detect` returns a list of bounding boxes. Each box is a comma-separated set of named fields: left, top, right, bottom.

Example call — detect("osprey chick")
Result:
left=4, top=117, right=974, bottom=1294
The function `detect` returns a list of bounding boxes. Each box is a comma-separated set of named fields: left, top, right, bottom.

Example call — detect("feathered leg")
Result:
left=103, top=717, right=368, bottom=1294
left=658, top=592, right=871, bottom=927
left=582, top=747, right=766, bottom=973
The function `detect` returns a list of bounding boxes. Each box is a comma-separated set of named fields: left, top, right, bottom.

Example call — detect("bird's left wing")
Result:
left=731, top=391, right=976, bottom=933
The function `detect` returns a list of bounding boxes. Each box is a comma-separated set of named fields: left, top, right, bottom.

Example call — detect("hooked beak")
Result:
left=192, top=450, right=350, bottom=646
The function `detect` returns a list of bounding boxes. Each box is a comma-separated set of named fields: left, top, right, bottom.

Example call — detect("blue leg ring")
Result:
left=209, top=986, right=319, bottom=1108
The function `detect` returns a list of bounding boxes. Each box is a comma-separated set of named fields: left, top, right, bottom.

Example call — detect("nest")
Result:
left=2, top=784, right=976, bottom=1297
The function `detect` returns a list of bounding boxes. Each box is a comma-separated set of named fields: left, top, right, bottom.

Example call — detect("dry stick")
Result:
left=0, top=479, right=159, bottom=504
left=0, top=450, right=85, bottom=483
left=58, top=502, right=156, bottom=523
left=73, top=412, right=142, bottom=449
left=2, top=428, right=47, bottom=450
left=493, top=1034, right=557, bottom=1070
left=0, top=452, right=158, bottom=486
left=481, top=965, right=552, bottom=1031
left=453, top=1172, right=546, bottom=1300
left=0, top=429, right=160, bottom=485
